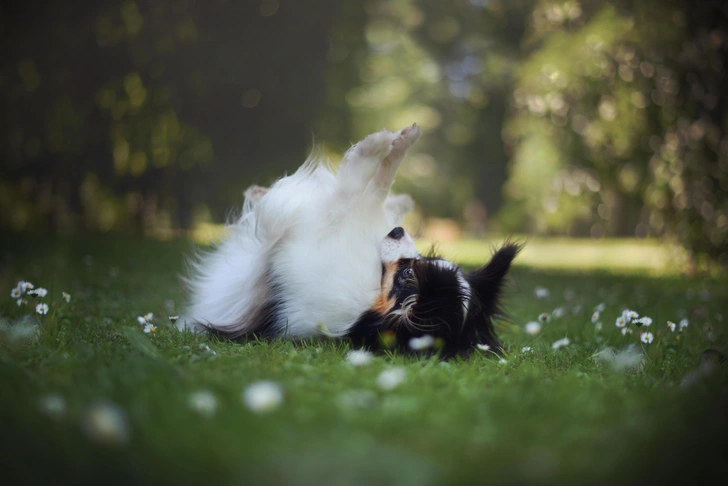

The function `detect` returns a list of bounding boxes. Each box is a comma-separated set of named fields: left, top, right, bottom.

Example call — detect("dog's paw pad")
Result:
left=356, top=130, right=395, bottom=158
left=392, top=123, right=422, bottom=151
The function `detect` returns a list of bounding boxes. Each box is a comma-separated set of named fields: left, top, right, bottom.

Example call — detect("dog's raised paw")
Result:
left=356, top=129, right=396, bottom=159
left=392, top=123, right=422, bottom=151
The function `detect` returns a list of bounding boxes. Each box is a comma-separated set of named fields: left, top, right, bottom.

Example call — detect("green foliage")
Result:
left=504, top=0, right=728, bottom=265
left=0, top=0, right=337, bottom=232
left=1, top=234, right=726, bottom=483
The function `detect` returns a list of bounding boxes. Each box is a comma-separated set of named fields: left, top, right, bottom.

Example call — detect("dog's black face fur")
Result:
left=347, top=243, right=520, bottom=358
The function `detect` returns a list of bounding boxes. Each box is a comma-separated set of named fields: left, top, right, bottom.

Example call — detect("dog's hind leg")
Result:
left=367, top=123, right=422, bottom=199
left=336, top=129, right=396, bottom=195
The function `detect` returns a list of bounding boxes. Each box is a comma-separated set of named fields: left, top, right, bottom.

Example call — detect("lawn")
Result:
left=1, top=234, right=726, bottom=485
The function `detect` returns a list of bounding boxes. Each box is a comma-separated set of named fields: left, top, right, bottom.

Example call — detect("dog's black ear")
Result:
left=410, top=262, right=465, bottom=323
left=466, top=242, right=521, bottom=318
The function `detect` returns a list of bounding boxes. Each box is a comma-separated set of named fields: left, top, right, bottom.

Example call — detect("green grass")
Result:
left=1, top=234, right=726, bottom=485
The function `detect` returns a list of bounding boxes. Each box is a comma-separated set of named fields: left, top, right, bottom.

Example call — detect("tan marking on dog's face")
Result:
left=372, top=262, right=399, bottom=314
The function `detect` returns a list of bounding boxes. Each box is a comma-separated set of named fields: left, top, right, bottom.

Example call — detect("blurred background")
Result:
left=1, top=0, right=726, bottom=270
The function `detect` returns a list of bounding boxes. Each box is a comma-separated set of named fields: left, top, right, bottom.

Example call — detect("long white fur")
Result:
left=181, top=125, right=422, bottom=338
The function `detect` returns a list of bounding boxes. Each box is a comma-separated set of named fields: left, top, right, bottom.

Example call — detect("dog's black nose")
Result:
left=387, top=227, right=405, bottom=240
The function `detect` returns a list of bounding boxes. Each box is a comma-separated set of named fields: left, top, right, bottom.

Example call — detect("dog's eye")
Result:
left=403, top=268, right=414, bottom=279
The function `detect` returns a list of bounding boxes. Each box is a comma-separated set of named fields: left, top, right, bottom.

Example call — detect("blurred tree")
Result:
left=321, top=0, right=532, bottom=228
left=1, top=0, right=338, bottom=233
left=410, top=0, right=531, bottom=224
left=502, top=0, right=728, bottom=266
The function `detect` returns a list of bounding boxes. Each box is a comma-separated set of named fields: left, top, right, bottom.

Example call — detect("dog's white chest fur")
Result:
left=182, top=126, right=421, bottom=338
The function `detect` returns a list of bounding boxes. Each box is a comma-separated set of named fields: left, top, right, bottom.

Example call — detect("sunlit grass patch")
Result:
left=418, top=236, right=690, bottom=274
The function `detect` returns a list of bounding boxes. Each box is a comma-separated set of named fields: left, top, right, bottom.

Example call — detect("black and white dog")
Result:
left=181, top=124, right=519, bottom=357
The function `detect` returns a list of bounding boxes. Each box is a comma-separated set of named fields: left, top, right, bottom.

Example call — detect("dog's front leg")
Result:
left=367, top=123, right=422, bottom=199
left=336, top=129, right=397, bottom=196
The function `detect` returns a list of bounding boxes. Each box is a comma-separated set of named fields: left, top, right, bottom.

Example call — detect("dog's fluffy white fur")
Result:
left=181, top=125, right=423, bottom=338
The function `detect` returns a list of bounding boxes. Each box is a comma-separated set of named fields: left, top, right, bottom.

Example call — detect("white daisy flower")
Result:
left=551, top=337, right=570, bottom=350
left=137, top=316, right=147, bottom=325
left=552, top=307, right=565, bottom=319
left=521, top=346, right=532, bottom=353
left=591, top=311, right=600, bottom=323
left=679, top=318, right=689, bottom=330
left=62, top=292, right=71, bottom=303
left=17, top=298, right=27, bottom=306
left=20, top=281, right=34, bottom=291
left=622, top=310, right=639, bottom=323
left=538, top=313, right=550, bottom=323
left=11, top=288, right=21, bottom=298
left=168, top=315, right=179, bottom=323
left=144, top=313, right=154, bottom=322
left=621, top=327, right=633, bottom=336
left=640, top=332, right=654, bottom=344
left=667, top=321, right=676, bottom=332
left=595, top=322, right=603, bottom=331
left=81, top=401, right=130, bottom=446
left=188, top=390, right=217, bottom=418
left=346, top=349, right=373, bottom=366
left=35, top=303, right=49, bottom=315
left=143, top=323, right=157, bottom=334
left=31, top=287, right=48, bottom=298
left=525, top=321, right=542, bottom=335
left=534, top=287, right=550, bottom=299
left=498, top=358, right=508, bottom=364
left=635, top=316, right=652, bottom=327
left=476, top=343, right=491, bottom=352
left=243, top=381, right=283, bottom=413
left=409, top=335, right=435, bottom=351
left=377, top=367, right=406, bottom=390
left=615, top=316, right=626, bottom=328
left=595, top=303, right=606, bottom=313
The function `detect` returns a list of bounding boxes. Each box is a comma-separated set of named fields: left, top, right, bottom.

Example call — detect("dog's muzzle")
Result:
left=380, top=227, right=419, bottom=263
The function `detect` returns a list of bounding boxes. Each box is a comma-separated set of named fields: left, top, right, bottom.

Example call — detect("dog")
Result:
left=181, top=124, right=519, bottom=357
